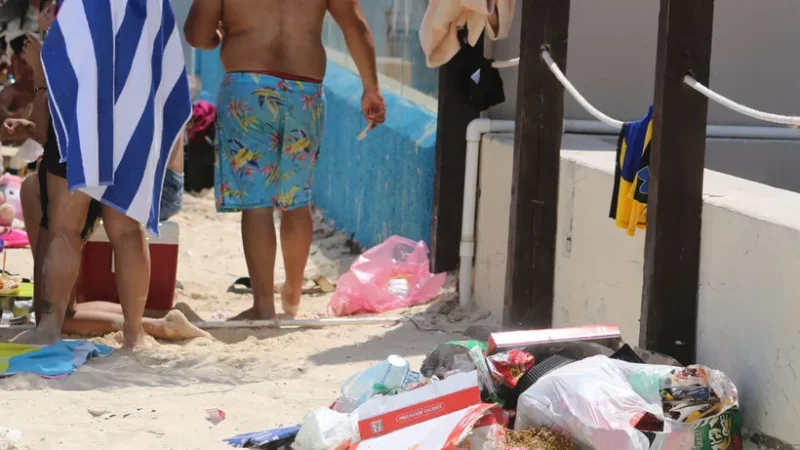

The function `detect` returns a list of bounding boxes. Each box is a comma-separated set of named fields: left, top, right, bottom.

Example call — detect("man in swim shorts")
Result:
left=185, top=0, right=386, bottom=320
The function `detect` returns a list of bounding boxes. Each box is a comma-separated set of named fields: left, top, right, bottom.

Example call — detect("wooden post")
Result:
left=430, top=34, right=484, bottom=273
left=503, top=0, right=570, bottom=329
left=640, top=0, right=715, bottom=365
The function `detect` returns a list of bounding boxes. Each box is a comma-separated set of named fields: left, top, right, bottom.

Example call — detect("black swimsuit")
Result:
left=38, top=119, right=102, bottom=240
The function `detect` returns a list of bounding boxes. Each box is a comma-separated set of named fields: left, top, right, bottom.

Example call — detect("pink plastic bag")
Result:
left=328, top=236, right=446, bottom=317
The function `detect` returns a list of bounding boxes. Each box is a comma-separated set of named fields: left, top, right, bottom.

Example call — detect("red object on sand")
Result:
left=76, top=221, right=179, bottom=311
left=205, top=408, right=226, bottom=425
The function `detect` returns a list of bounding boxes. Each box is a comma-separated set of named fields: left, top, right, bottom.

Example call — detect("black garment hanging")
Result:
left=455, top=30, right=506, bottom=111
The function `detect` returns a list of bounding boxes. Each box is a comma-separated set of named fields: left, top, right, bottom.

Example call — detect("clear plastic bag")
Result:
left=327, top=236, right=446, bottom=317
left=294, top=408, right=358, bottom=450
left=515, top=355, right=695, bottom=450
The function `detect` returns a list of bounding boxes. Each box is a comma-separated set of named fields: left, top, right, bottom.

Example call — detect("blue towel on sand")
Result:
left=0, top=340, right=113, bottom=378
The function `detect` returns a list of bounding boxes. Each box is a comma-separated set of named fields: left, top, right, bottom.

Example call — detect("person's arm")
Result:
left=184, top=0, right=223, bottom=50
left=27, top=75, right=50, bottom=145
left=166, top=132, right=185, bottom=174
left=328, top=0, right=379, bottom=93
left=21, top=35, right=49, bottom=144
left=0, top=87, right=17, bottom=123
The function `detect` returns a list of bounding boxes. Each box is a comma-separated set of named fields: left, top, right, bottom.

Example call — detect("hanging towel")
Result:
left=0, top=340, right=113, bottom=378
left=609, top=106, right=653, bottom=237
left=419, top=0, right=516, bottom=68
left=41, top=0, right=192, bottom=236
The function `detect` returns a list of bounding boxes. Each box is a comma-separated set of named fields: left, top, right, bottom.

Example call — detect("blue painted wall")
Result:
left=193, top=53, right=438, bottom=248
left=315, top=62, right=437, bottom=248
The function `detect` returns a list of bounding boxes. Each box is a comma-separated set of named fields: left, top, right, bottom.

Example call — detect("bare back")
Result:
left=220, top=0, right=329, bottom=80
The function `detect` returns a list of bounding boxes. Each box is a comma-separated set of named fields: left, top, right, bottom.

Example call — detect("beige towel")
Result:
left=419, top=0, right=515, bottom=68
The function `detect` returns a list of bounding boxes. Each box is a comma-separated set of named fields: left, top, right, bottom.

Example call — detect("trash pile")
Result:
left=225, top=324, right=743, bottom=450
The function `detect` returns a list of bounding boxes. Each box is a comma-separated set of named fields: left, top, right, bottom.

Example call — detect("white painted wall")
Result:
left=486, top=0, right=800, bottom=196
left=474, top=133, right=800, bottom=442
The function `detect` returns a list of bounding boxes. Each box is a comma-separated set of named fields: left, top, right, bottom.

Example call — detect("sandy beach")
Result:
left=0, top=191, right=494, bottom=450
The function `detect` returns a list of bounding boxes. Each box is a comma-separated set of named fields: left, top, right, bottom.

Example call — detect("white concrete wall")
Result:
left=474, top=132, right=800, bottom=442
left=485, top=0, right=800, bottom=196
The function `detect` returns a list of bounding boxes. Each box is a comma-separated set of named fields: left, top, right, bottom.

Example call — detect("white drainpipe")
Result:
left=459, top=119, right=516, bottom=308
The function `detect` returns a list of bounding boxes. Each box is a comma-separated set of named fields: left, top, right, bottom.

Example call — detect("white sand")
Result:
left=0, top=191, right=494, bottom=450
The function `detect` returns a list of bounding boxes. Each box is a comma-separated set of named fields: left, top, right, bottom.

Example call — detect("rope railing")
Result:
left=491, top=52, right=624, bottom=128
left=682, top=76, right=800, bottom=128
left=539, top=50, right=625, bottom=128
left=492, top=58, right=520, bottom=69
left=493, top=50, right=800, bottom=130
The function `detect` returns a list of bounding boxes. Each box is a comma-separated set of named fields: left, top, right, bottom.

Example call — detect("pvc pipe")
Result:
left=565, top=119, right=800, bottom=141
left=460, top=119, right=515, bottom=308
left=196, top=317, right=408, bottom=329
left=0, top=316, right=409, bottom=332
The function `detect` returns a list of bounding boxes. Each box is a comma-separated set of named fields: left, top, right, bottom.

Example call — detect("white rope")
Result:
left=683, top=76, right=800, bottom=128
left=540, top=49, right=625, bottom=128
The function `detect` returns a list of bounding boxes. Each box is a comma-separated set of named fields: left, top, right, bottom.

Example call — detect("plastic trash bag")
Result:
left=294, top=408, right=358, bottom=450
left=515, top=355, right=694, bottom=450
left=328, top=236, right=446, bottom=316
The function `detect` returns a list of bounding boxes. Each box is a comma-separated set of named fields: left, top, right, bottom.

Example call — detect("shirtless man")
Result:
left=0, top=35, right=36, bottom=125
left=185, top=0, right=386, bottom=320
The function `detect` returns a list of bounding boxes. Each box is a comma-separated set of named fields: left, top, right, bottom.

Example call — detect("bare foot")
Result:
left=156, top=310, right=212, bottom=340
left=280, top=285, right=300, bottom=318
left=9, top=328, right=59, bottom=346
left=227, top=307, right=277, bottom=321
left=172, top=302, right=204, bottom=322
left=122, top=324, right=146, bottom=349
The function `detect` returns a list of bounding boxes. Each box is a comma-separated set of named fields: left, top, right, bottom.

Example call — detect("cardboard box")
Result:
left=351, top=371, right=491, bottom=450
left=76, top=221, right=179, bottom=311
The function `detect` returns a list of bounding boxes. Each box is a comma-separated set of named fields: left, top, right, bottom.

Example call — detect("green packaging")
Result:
left=693, top=408, right=743, bottom=450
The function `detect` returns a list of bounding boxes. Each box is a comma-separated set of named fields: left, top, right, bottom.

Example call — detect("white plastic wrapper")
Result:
left=17, top=139, right=44, bottom=163
left=515, top=355, right=694, bottom=450
left=294, top=408, right=359, bottom=450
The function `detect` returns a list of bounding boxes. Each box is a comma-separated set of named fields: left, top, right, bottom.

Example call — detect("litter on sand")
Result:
left=225, top=323, right=743, bottom=450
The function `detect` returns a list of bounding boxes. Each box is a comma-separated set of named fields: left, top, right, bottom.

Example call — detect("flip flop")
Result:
left=227, top=276, right=335, bottom=295
left=227, top=277, right=251, bottom=294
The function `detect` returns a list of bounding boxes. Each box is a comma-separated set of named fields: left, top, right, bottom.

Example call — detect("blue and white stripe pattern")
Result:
left=41, top=0, right=191, bottom=235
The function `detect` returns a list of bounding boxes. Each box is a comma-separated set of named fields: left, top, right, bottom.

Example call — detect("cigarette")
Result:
left=357, top=125, right=370, bottom=141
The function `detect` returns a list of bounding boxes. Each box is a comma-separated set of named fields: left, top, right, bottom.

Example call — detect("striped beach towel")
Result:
left=41, top=0, right=192, bottom=235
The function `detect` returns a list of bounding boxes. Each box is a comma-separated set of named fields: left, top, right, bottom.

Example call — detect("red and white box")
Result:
left=351, top=371, right=494, bottom=450
left=76, top=221, right=180, bottom=311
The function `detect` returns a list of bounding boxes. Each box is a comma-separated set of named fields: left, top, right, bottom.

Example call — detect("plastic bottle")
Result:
left=340, top=355, right=410, bottom=407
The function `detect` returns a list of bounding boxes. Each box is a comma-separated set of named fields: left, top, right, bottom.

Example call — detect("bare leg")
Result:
left=75, top=301, right=168, bottom=319
left=230, top=207, right=277, bottom=320
left=279, top=206, right=313, bottom=317
left=101, top=206, right=149, bottom=348
left=20, top=173, right=46, bottom=324
left=62, top=308, right=210, bottom=341
left=20, top=174, right=41, bottom=256
left=12, top=173, right=89, bottom=345
left=32, top=229, right=48, bottom=325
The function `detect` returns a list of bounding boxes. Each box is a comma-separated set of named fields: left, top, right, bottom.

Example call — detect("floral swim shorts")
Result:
left=214, top=72, right=325, bottom=212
